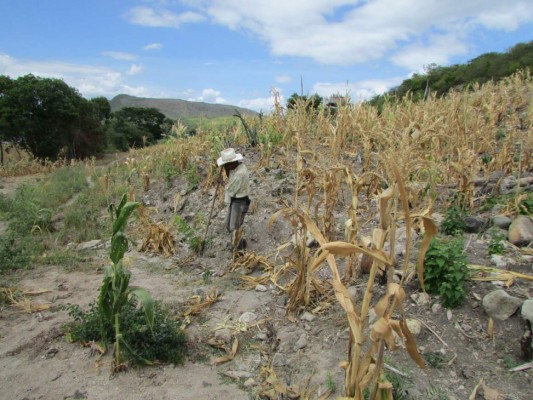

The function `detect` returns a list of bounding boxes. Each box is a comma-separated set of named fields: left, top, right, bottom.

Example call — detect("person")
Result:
left=216, top=148, right=250, bottom=252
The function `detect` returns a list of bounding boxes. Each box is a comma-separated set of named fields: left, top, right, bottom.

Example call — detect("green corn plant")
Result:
left=99, top=193, right=154, bottom=370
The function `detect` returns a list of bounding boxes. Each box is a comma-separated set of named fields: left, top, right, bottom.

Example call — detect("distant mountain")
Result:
left=109, top=94, right=258, bottom=119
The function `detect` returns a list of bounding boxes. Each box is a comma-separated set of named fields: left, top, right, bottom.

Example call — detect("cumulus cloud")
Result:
left=238, top=88, right=285, bottom=112
left=176, top=0, right=532, bottom=66
left=0, top=53, right=152, bottom=98
left=102, top=51, right=137, bottom=61
left=313, top=77, right=405, bottom=102
left=390, top=34, right=469, bottom=72
left=275, top=75, right=292, bottom=84
left=125, top=6, right=205, bottom=28
left=143, top=42, right=163, bottom=50
left=187, top=88, right=227, bottom=103
left=127, top=64, right=144, bottom=75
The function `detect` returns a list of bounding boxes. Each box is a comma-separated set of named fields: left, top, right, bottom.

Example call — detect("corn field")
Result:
left=2, top=71, right=531, bottom=399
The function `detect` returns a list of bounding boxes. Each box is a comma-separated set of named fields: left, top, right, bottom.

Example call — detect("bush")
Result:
left=441, top=206, right=466, bottom=236
left=64, top=299, right=187, bottom=365
left=0, top=233, right=39, bottom=273
left=423, top=237, right=469, bottom=308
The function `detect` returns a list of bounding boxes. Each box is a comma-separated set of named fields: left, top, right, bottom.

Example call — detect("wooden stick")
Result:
left=418, top=319, right=449, bottom=347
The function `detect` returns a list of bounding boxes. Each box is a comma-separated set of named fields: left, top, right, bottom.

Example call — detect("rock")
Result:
left=508, top=215, right=533, bottom=246
left=295, top=335, right=308, bottom=350
left=482, top=289, right=523, bottom=320
left=300, top=312, right=316, bottom=322
left=410, top=292, right=430, bottom=306
left=488, top=170, right=505, bottom=183
left=517, top=176, right=533, bottom=188
left=431, top=303, right=442, bottom=314
left=224, top=370, right=252, bottom=379
left=347, top=286, right=357, bottom=299
left=214, top=328, right=232, bottom=343
left=406, top=319, right=422, bottom=336
left=500, top=176, right=517, bottom=194
left=464, top=216, right=488, bottom=233
left=76, top=239, right=102, bottom=251
left=255, top=284, right=267, bottom=292
left=272, top=352, right=287, bottom=367
left=243, top=378, right=257, bottom=387
left=255, top=333, right=268, bottom=341
left=490, top=254, right=509, bottom=269
left=522, top=299, right=533, bottom=326
left=239, top=312, right=258, bottom=324
left=384, top=226, right=419, bottom=257
left=492, top=215, right=513, bottom=230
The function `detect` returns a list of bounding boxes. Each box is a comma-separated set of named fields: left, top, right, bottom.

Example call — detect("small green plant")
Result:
left=423, top=351, right=448, bottom=369
left=423, top=237, right=469, bottom=308
left=326, top=371, right=337, bottom=393
left=99, top=193, right=154, bottom=369
left=424, top=384, right=449, bottom=399
left=185, top=163, right=200, bottom=191
left=441, top=205, right=466, bottom=236
left=175, top=215, right=207, bottom=252
left=488, top=230, right=505, bottom=256
left=202, top=269, right=212, bottom=284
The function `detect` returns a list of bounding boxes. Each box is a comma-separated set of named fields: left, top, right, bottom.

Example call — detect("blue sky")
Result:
left=1, top=1, right=532, bottom=112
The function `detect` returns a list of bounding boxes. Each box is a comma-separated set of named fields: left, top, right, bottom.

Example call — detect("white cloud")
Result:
left=186, top=88, right=227, bottom=103
left=127, top=64, right=144, bottom=75
left=0, top=53, right=152, bottom=98
left=125, top=6, right=205, bottom=28
left=143, top=42, right=163, bottom=50
left=180, top=0, right=533, bottom=67
left=275, top=74, right=291, bottom=84
left=390, top=34, right=469, bottom=72
left=238, top=88, right=285, bottom=112
left=313, top=77, right=404, bottom=102
left=102, top=51, right=137, bottom=61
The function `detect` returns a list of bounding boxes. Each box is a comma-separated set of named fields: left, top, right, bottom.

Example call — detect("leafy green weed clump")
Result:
left=423, top=237, right=469, bottom=308
left=64, top=300, right=187, bottom=365
left=441, top=205, right=466, bottom=236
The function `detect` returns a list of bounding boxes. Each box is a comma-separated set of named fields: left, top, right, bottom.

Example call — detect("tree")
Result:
left=0, top=74, right=104, bottom=160
left=113, top=107, right=166, bottom=145
left=286, top=93, right=323, bottom=112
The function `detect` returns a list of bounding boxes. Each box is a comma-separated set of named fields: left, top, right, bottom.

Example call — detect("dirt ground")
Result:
left=1, top=149, right=532, bottom=400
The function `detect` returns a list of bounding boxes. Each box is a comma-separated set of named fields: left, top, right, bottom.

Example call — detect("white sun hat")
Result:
left=217, top=148, right=243, bottom=167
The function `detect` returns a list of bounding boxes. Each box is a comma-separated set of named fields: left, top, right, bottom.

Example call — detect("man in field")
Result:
left=217, top=148, right=250, bottom=253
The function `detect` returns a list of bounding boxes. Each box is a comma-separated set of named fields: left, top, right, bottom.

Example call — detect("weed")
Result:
left=424, top=385, right=450, bottom=399
left=175, top=215, right=207, bottom=252
left=202, top=269, right=212, bottom=284
left=423, top=351, right=448, bottom=369
left=186, top=162, right=200, bottom=191
left=423, top=236, right=469, bottom=308
left=488, top=230, right=506, bottom=256
left=441, top=205, right=466, bottom=236
left=0, top=233, right=39, bottom=273
left=63, top=300, right=187, bottom=365
left=326, top=371, right=336, bottom=393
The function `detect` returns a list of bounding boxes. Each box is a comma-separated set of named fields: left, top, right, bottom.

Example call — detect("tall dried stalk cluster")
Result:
left=2, top=71, right=530, bottom=398
left=71, top=72, right=533, bottom=398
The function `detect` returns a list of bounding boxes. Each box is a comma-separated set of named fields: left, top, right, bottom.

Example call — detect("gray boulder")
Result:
left=508, top=215, right=533, bottom=247
left=492, top=215, right=513, bottom=230
left=482, top=289, right=522, bottom=320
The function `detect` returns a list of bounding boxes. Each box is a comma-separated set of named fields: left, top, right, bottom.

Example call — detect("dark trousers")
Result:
left=225, top=196, right=250, bottom=233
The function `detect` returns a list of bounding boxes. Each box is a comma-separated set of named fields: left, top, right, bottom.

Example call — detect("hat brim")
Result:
left=217, top=153, right=243, bottom=167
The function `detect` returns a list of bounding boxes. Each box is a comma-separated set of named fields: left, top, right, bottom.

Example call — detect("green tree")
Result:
left=286, top=93, right=323, bottom=111
left=0, top=74, right=104, bottom=160
left=112, top=107, right=166, bottom=143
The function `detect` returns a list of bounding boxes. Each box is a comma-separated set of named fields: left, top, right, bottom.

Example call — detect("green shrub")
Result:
left=0, top=233, right=39, bottom=273
left=64, top=300, right=187, bottom=365
left=441, top=206, right=466, bottom=236
left=423, top=237, right=469, bottom=308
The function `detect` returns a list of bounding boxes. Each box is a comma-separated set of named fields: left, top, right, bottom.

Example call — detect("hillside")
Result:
left=109, top=94, right=258, bottom=119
